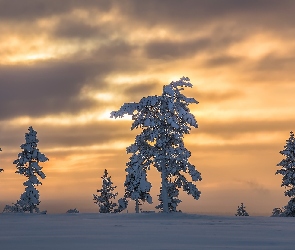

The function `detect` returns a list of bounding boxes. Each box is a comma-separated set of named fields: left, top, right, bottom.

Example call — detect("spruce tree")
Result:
left=111, top=77, right=202, bottom=213
left=13, top=126, right=48, bottom=213
left=125, top=149, right=152, bottom=213
left=93, top=169, right=118, bottom=213
left=235, top=203, right=249, bottom=216
left=276, top=131, right=295, bottom=216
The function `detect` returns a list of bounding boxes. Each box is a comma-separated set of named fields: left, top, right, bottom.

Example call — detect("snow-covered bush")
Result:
left=235, top=203, right=249, bottom=216
left=13, top=127, right=49, bottom=213
left=66, top=208, right=79, bottom=213
left=271, top=207, right=283, bottom=217
left=93, top=169, right=121, bottom=213
left=276, top=131, right=295, bottom=217
left=111, top=77, right=202, bottom=213
left=2, top=203, right=23, bottom=213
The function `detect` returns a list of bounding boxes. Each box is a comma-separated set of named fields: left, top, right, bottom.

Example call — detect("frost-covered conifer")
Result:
left=125, top=151, right=152, bottom=213
left=93, top=169, right=119, bottom=213
left=111, top=77, right=202, bottom=213
left=235, top=203, right=249, bottom=216
left=13, top=127, right=48, bottom=213
left=276, top=131, right=295, bottom=216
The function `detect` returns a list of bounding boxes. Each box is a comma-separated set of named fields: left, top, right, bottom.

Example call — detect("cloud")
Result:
left=0, top=0, right=113, bottom=22
left=52, top=19, right=104, bottom=40
left=0, top=120, right=135, bottom=150
left=0, top=60, right=103, bottom=120
left=116, top=0, right=295, bottom=32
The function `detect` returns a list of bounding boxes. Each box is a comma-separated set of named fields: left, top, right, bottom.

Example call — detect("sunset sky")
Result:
left=1, top=0, right=295, bottom=215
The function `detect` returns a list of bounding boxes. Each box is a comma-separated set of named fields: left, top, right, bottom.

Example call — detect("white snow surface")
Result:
left=0, top=213, right=294, bottom=249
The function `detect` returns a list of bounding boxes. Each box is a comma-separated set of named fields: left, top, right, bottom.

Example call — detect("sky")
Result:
left=0, top=0, right=295, bottom=215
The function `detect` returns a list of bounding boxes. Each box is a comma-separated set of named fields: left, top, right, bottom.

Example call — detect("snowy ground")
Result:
left=0, top=213, right=294, bottom=249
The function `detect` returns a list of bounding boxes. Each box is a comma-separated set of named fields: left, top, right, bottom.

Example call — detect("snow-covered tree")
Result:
left=125, top=152, right=152, bottom=213
left=93, top=169, right=119, bottom=213
left=111, top=77, right=202, bottom=213
left=235, top=203, right=249, bottom=216
left=13, top=126, right=49, bottom=213
left=276, top=131, right=295, bottom=216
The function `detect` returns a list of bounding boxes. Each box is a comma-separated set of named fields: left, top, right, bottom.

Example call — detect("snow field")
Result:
left=1, top=213, right=294, bottom=250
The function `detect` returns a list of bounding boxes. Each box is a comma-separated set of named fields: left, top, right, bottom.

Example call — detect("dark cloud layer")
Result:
left=117, top=0, right=295, bottom=31
left=0, top=121, right=135, bottom=150
left=0, top=60, right=104, bottom=119
left=0, top=0, right=112, bottom=22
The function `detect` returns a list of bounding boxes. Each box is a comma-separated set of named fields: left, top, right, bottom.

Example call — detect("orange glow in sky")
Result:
left=1, top=1, right=295, bottom=215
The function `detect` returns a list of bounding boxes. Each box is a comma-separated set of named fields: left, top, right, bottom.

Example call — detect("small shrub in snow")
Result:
left=271, top=207, right=283, bottom=217
left=235, top=203, right=249, bottom=216
left=13, top=127, right=49, bottom=213
left=276, top=131, right=295, bottom=217
left=2, top=203, right=24, bottom=213
left=66, top=208, right=79, bottom=213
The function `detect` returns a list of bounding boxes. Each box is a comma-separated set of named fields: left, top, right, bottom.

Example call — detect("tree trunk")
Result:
left=161, top=171, right=169, bottom=213
left=135, top=199, right=139, bottom=213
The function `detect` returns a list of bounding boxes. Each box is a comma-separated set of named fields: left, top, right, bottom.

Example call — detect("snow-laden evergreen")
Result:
left=111, top=77, right=202, bottom=212
left=13, top=127, right=48, bottom=213
left=125, top=149, right=152, bottom=213
left=276, top=131, right=295, bottom=216
left=93, top=169, right=119, bottom=213
left=235, top=203, right=249, bottom=216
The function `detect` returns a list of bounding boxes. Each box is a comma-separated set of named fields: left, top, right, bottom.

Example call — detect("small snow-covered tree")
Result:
left=111, top=77, right=202, bottom=213
left=235, top=203, right=249, bottom=216
left=124, top=151, right=152, bottom=213
left=93, top=169, right=118, bottom=213
left=13, top=126, right=48, bottom=213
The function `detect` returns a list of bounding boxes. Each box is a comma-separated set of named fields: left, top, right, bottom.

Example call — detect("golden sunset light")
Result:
left=1, top=0, right=295, bottom=216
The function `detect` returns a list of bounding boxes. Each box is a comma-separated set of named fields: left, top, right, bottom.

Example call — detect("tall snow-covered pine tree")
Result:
left=276, top=131, right=295, bottom=216
left=111, top=77, right=202, bottom=213
left=13, top=127, right=48, bottom=213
